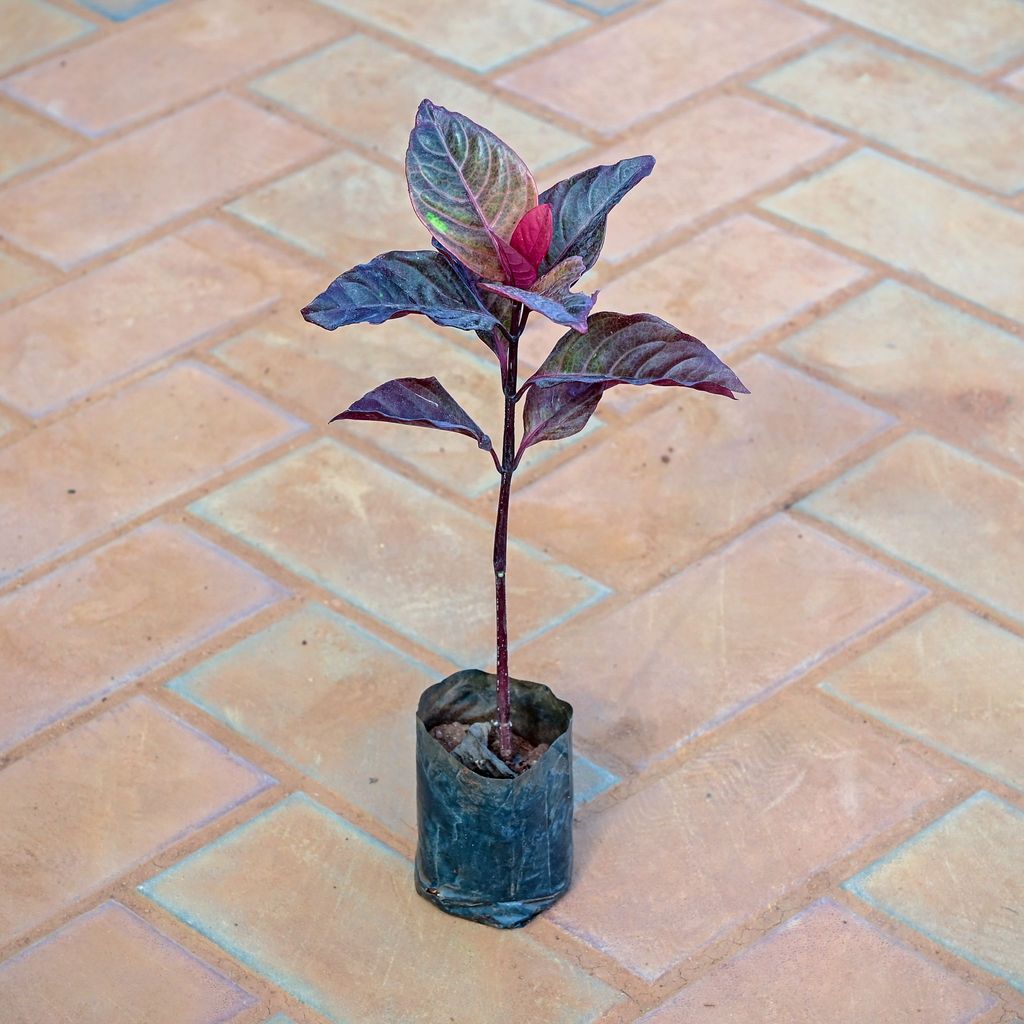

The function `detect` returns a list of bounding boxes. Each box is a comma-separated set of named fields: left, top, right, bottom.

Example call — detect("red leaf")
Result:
left=510, top=203, right=553, bottom=270
left=493, top=234, right=537, bottom=288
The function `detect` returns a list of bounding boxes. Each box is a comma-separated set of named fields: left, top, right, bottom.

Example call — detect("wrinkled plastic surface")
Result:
left=415, top=669, right=573, bottom=928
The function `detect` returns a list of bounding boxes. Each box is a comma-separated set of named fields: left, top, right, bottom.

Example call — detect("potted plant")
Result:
left=302, top=100, right=747, bottom=928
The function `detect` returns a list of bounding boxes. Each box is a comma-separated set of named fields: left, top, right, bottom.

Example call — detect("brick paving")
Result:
left=0, top=0, right=1022, bottom=1021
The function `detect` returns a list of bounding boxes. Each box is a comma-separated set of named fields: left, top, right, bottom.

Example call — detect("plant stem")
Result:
left=493, top=305, right=525, bottom=761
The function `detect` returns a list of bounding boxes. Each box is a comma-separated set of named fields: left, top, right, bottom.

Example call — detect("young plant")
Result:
left=303, top=100, right=748, bottom=764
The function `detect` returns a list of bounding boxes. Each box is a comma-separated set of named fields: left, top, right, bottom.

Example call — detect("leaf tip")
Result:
left=415, top=97, right=439, bottom=123
left=575, top=289, right=600, bottom=333
left=301, top=297, right=330, bottom=330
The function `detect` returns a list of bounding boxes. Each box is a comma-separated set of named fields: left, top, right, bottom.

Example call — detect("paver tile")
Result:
left=846, top=792, right=1024, bottom=991
left=0, top=249, right=44, bottom=304
left=253, top=34, right=586, bottom=170
left=214, top=319, right=504, bottom=497
left=0, top=521, right=284, bottom=754
left=228, top=148, right=424, bottom=267
left=170, top=603, right=437, bottom=844
left=598, top=215, right=866, bottom=355
left=590, top=95, right=841, bottom=264
left=314, top=0, right=586, bottom=72
left=566, top=0, right=637, bottom=11
left=0, top=901, right=255, bottom=1024
left=0, top=233, right=277, bottom=417
left=549, top=697, right=949, bottom=979
left=79, top=0, right=174, bottom=19
left=801, top=0, right=1024, bottom=73
left=191, top=439, right=606, bottom=664
left=214, top=317, right=594, bottom=497
left=0, top=0, right=93, bottom=76
left=178, top=216, right=325, bottom=310
left=228, top=94, right=835, bottom=272
left=141, top=794, right=624, bottom=1023
left=801, top=433, right=1024, bottom=624
left=517, top=516, right=922, bottom=768
left=637, top=899, right=993, bottom=1023
left=756, top=37, right=1024, bottom=194
left=763, top=150, right=1024, bottom=324
left=0, top=104, right=69, bottom=184
left=572, top=755, right=619, bottom=805
left=3, top=0, right=345, bottom=136
left=0, top=95, right=328, bottom=269
left=1, top=0, right=1019, bottom=1017
left=782, top=281, right=1024, bottom=469
left=823, top=603, right=1024, bottom=790
left=499, top=0, right=825, bottom=134
left=0, top=361, right=305, bottom=584
left=171, top=604, right=623, bottom=844
left=512, top=355, right=891, bottom=592
left=0, top=696, right=273, bottom=944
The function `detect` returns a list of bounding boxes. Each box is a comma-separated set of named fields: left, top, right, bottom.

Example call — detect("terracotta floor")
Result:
left=1, top=0, right=1023, bottom=1021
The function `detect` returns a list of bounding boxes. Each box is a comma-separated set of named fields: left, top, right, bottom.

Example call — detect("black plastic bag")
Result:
left=414, top=669, right=573, bottom=928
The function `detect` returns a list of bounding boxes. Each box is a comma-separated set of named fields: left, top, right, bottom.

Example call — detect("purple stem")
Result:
left=493, top=304, right=527, bottom=761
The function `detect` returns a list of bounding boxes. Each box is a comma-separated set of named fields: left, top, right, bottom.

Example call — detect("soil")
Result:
left=430, top=720, right=549, bottom=776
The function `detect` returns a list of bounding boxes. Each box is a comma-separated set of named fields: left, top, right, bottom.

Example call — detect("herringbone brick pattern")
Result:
left=1, top=0, right=1022, bottom=1020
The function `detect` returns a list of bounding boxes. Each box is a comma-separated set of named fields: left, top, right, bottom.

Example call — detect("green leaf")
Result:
left=406, top=99, right=537, bottom=282
left=302, top=250, right=499, bottom=333
left=539, top=156, right=655, bottom=273
left=522, top=312, right=749, bottom=398
left=518, top=380, right=605, bottom=460
left=480, top=256, right=596, bottom=333
left=331, top=376, right=493, bottom=453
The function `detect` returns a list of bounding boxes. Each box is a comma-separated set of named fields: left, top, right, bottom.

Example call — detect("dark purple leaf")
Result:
left=518, top=380, right=605, bottom=461
left=480, top=256, right=596, bottom=333
left=331, top=376, right=493, bottom=453
left=406, top=99, right=536, bottom=282
left=429, top=238, right=511, bottom=362
left=426, top=237, right=512, bottom=354
left=539, top=155, right=655, bottom=274
left=425, top=237, right=516, bottom=381
left=303, top=250, right=499, bottom=333
left=522, top=312, right=749, bottom=398
left=476, top=291, right=514, bottom=374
